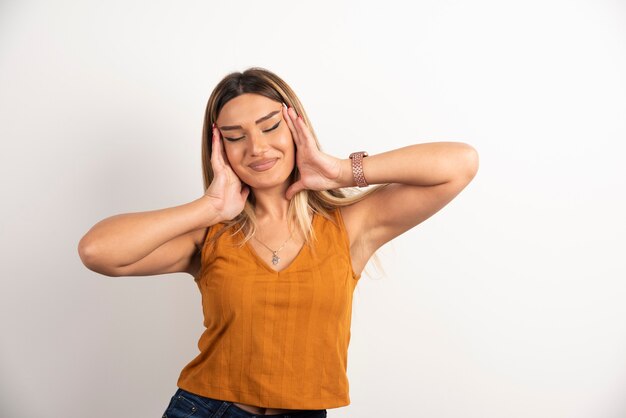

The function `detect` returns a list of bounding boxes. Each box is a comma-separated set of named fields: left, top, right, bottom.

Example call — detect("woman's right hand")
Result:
left=204, top=123, right=251, bottom=222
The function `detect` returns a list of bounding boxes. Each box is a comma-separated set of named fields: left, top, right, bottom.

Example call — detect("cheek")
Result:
left=222, top=146, right=244, bottom=172
left=280, top=136, right=296, bottom=157
left=279, top=128, right=296, bottom=147
left=280, top=123, right=295, bottom=142
left=223, top=144, right=239, bottom=160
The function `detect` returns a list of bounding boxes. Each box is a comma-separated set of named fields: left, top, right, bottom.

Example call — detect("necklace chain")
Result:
left=253, top=231, right=294, bottom=265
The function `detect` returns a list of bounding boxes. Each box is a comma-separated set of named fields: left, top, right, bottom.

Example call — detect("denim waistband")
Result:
left=167, top=387, right=328, bottom=418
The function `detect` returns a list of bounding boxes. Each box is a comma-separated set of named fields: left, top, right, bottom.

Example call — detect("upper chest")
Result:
left=201, top=209, right=362, bottom=279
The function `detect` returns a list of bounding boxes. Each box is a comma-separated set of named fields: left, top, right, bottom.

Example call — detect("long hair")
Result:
left=201, top=67, right=389, bottom=278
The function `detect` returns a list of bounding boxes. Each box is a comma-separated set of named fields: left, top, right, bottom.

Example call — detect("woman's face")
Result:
left=216, top=93, right=295, bottom=190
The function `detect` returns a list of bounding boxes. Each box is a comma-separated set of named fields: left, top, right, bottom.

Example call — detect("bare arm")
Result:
left=337, top=142, right=479, bottom=254
left=77, top=195, right=223, bottom=277
left=78, top=123, right=250, bottom=278
left=335, top=142, right=479, bottom=188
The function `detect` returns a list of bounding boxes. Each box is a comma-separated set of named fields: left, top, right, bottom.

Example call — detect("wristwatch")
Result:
left=349, top=151, right=369, bottom=187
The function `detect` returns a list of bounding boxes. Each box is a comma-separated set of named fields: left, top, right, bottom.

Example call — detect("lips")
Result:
left=249, top=158, right=278, bottom=171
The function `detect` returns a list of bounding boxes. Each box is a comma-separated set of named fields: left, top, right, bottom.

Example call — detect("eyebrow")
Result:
left=218, top=110, right=281, bottom=131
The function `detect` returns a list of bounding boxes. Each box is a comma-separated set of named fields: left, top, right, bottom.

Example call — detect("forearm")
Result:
left=338, top=142, right=479, bottom=187
left=78, top=195, right=221, bottom=268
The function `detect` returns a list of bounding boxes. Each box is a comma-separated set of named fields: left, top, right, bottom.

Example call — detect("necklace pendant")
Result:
left=272, top=253, right=280, bottom=265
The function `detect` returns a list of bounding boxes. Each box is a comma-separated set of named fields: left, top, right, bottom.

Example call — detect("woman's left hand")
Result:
left=283, top=105, right=345, bottom=200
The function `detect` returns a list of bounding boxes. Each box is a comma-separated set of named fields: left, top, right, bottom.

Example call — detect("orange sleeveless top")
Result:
left=176, top=207, right=361, bottom=409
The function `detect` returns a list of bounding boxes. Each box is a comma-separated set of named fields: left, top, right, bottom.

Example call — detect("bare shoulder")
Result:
left=338, top=201, right=377, bottom=277
left=338, top=203, right=368, bottom=249
left=190, top=225, right=215, bottom=261
left=191, top=226, right=210, bottom=250
left=338, top=185, right=390, bottom=251
left=184, top=226, right=211, bottom=278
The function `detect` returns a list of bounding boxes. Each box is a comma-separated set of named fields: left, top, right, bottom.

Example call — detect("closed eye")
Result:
left=265, top=121, right=281, bottom=133
left=223, top=121, right=281, bottom=142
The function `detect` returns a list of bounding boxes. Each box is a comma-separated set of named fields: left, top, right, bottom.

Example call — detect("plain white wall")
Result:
left=1, top=0, right=625, bottom=417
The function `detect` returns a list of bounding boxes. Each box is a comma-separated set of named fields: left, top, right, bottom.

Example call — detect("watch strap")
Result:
left=349, top=151, right=369, bottom=187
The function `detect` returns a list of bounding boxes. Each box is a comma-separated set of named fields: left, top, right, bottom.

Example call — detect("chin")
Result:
left=245, top=162, right=293, bottom=180
left=248, top=173, right=294, bottom=189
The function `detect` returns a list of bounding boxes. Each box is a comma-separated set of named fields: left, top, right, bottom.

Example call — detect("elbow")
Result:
left=77, top=237, right=120, bottom=277
left=77, top=235, right=94, bottom=268
left=460, top=144, right=479, bottom=180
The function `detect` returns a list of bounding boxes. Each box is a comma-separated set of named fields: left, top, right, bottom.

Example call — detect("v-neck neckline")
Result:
left=240, top=212, right=317, bottom=275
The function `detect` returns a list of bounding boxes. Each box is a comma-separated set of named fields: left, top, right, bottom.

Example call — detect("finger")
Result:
left=294, top=114, right=312, bottom=148
left=210, top=124, right=222, bottom=167
left=215, top=126, right=229, bottom=166
left=283, top=106, right=301, bottom=146
left=285, top=180, right=304, bottom=200
left=282, top=105, right=297, bottom=141
left=241, top=184, right=250, bottom=200
left=212, top=124, right=230, bottom=169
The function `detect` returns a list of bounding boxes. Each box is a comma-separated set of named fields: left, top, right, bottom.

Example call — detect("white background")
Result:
left=1, top=1, right=625, bottom=417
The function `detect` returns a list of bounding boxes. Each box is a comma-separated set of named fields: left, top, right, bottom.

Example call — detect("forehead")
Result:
left=217, top=93, right=280, bottom=124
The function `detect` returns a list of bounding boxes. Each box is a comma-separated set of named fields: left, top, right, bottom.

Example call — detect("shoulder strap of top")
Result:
left=200, top=222, right=229, bottom=264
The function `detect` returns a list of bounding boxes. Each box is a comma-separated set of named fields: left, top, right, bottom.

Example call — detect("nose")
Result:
left=248, top=131, right=270, bottom=156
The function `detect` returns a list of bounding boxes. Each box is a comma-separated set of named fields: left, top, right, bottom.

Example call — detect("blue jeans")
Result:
left=162, top=387, right=328, bottom=418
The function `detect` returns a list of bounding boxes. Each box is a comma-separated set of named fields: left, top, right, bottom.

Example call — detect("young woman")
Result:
left=78, top=67, right=479, bottom=417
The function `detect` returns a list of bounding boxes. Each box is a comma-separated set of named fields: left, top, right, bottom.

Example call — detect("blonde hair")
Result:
left=201, top=67, right=389, bottom=278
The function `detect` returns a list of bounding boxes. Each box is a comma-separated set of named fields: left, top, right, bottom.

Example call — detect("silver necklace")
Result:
left=253, top=231, right=294, bottom=265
